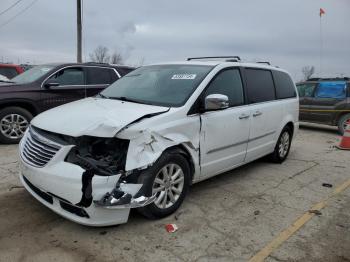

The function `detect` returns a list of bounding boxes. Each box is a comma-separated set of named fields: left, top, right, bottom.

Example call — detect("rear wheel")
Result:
left=0, top=107, right=32, bottom=144
left=337, top=113, right=350, bottom=135
left=137, top=151, right=190, bottom=219
left=269, top=126, right=292, bottom=163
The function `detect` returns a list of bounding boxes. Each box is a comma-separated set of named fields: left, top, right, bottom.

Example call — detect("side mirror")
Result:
left=44, top=80, right=60, bottom=88
left=205, top=94, right=229, bottom=111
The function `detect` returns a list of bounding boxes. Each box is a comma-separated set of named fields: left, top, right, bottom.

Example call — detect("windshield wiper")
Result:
left=110, top=96, right=145, bottom=104
left=97, top=93, right=109, bottom=99
left=0, top=80, right=14, bottom=83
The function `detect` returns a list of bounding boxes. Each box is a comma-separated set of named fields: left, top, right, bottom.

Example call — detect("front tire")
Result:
left=137, top=151, right=191, bottom=219
left=0, top=107, right=32, bottom=144
left=269, top=126, right=292, bottom=163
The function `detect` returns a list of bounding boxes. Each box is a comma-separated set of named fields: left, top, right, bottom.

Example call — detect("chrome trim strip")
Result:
left=206, top=131, right=276, bottom=154
left=40, top=65, right=120, bottom=89
left=248, top=131, right=276, bottom=142
left=207, top=140, right=247, bottom=154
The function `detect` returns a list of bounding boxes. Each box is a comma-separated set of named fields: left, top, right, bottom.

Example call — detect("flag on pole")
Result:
left=320, top=8, right=326, bottom=17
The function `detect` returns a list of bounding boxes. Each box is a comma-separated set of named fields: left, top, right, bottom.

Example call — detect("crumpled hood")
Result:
left=31, top=97, right=169, bottom=137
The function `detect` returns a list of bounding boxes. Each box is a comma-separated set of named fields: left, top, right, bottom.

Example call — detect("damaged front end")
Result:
left=64, top=135, right=155, bottom=210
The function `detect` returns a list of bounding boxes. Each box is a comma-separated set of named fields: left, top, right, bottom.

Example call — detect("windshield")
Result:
left=11, top=65, right=55, bottom=84
left=101, top=64, right=213, bottom=107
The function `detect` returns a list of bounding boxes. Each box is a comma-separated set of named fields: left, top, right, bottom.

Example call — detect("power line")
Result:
left=0, top=0, right=39, bottom=30
left=0, top=0, right=24, bottom=16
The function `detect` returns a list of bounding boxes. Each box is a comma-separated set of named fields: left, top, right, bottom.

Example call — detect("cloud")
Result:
left=0, top=0, right=349, bottom=80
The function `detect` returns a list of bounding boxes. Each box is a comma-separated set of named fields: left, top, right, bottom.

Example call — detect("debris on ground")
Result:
left=99, top=231, right=107, bottom=235
left=322, top=183, right=333, bottom=188
left=175, top=210, right=185, bottom=220
left=254, top=210, right=260, bottom=215
left=165, top=224, right=178, bottom=233
left=309, top=210, right=322, bottom=216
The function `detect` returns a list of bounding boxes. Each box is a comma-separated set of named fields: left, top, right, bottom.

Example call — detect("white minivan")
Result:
left=19, top=57, right=299, bottom=226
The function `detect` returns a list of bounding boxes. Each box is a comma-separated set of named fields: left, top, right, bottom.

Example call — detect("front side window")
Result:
left=245, top=69, right=275, bottom=103
left=297, top=83, right=316, bottom=97
left=315, top=82, right=347, bottom=99
left=204, top=69, right=244, bottom=106
left=101, top=64, right=213, bottom=107
left=49, top=67, right=85, bottom=86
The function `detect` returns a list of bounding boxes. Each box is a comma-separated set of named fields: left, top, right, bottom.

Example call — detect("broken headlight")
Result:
left=65, top=136, right=129, bottom=176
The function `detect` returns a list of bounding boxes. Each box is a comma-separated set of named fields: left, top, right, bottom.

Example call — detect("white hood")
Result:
left=31, top=97, right=169, bottom=137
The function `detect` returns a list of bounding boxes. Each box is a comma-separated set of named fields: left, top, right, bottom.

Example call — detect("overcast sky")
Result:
left=0, top=0, right=349, bottom=80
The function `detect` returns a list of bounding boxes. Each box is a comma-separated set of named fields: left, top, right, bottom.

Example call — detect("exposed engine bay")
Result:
left=64, top=136, right=130, bottom=208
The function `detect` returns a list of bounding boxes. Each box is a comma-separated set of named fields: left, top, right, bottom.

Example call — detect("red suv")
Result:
left=0, top=64, right=24, bottom=79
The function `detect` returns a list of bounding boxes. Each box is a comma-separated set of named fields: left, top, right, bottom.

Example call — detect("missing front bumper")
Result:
left=94, top=183, right=156, bottom=209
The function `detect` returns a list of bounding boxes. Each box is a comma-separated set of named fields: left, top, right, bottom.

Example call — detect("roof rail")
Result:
left=187, top=56, right=241, bottom=62
left=256, top=61, right=271, bottom=65
left=307, top=77, right=350, bottom=81
left=84, top=62, right=110, bottom=65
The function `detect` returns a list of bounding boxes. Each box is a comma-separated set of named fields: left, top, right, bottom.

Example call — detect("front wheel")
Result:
left=137, top=151, right=191, bottom=219
left=268, top=126, right=292, bottom=163
left=0, top=107, right=32, bottom=144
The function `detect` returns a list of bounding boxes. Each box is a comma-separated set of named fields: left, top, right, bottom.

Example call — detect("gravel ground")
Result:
left=0, top=123, right=349, bottom=262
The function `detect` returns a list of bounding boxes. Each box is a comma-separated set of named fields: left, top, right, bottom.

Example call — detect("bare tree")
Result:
left=89, top=45, right=110, bottom=63
left=110, top=52, right=123, bottom=64
left=302, top=66, right=315, bottom=80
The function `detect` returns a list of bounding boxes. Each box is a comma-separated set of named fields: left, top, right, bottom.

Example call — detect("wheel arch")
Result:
left=0, top=99, right=40, bottom=116
left=162, top=143, right=196, bottom=184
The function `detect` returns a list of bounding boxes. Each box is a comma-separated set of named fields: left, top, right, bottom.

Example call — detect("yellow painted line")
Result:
left=248, top=179, right=350, bottom=262
left=300, top=109, right=350, bottom=112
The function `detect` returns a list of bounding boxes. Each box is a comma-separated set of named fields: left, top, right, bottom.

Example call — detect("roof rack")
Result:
left=256, top=61, right=271, bottom=65
left=84, top=62, right=110, bottom=65
left=187, top=56, right=241, bottom=62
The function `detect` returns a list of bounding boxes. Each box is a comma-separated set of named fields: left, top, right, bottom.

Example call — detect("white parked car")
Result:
left=19, top=57, right=299, bottom=226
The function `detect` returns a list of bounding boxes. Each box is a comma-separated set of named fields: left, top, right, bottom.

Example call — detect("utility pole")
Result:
left=77, top=0, right=82, bottom=63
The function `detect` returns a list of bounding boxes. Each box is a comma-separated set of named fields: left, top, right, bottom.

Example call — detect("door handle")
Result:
left=239, top=114, right=250, bottom=120
left=253, top=111, right=263, bottom=117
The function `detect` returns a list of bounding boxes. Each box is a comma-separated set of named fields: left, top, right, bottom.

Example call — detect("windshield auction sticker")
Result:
left=171, top=74, right=197, bottom=80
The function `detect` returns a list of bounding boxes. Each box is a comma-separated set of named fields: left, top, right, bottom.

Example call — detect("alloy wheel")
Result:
left=278, top=131, right=290, bottom=158
left=152, top=163, right=185, bottom=209
left=0, top=114, right=29, bottom=139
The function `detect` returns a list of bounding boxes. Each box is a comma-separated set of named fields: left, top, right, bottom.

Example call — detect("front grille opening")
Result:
left=59, top=201, right=90, bottom=218
left=23, top=176, right=53, bottom=204
left=21, top=127, right=61, bottom=167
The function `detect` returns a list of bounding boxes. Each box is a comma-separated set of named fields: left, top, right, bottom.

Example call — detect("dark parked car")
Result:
left=296, top=77, right=350, bottom=134
left=0, top=62, right=134, bottom=143
left=0, top=64, right=24, bottom=79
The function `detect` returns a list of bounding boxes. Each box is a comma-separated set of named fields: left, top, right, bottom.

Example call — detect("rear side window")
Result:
left=273, top=71, right=296, bottom=99
left=245, top=69, right=275, bottom=103
left=87, top=67, right=116, bottom=85
left=204, top=69, right=244, bottom=107
left=0, top=67, right=18, bottom=79
left=315, top=82, right=347, bottom=99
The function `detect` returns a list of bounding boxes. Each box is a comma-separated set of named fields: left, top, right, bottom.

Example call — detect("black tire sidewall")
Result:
left=273, top=127, right=292, bottom=162
left=137, top=151, right=190, bottom=218
left=0, top=107, right=32, bottom=144
left=338, top=114, right=350, bottom=135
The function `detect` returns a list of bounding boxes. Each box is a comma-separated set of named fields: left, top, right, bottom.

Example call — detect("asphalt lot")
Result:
left=0, top=123, right=349, bottom=262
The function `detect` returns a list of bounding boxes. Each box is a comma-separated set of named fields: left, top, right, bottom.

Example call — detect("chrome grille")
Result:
left=21, top=127, right=61, bottom=167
